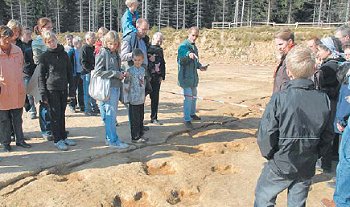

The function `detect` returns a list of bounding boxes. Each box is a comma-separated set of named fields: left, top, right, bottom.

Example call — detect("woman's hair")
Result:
left=34, top=17, right=52, bottom=35
left=125, top=0, right=138, bottom=7
left=286, top=46, right=315, bottom=79
left=98, top=27, right=109, bottom=36
left=152, top=32, right=163, bottom=45
left=42, top=31, right=57, bottom=43
left=0, top=25, right=14, bottom=38
left=102, top=30, right=119, bottom=48
left=6, top=19, right=23, bottom=37
left=275, top=28, right=294, bottom=42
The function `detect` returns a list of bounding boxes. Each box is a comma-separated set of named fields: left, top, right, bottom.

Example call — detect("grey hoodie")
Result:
left=94, top=47, right=123, bottom=88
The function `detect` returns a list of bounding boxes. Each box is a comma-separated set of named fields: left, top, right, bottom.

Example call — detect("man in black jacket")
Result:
left=254, top=46, right=333, bottom=207
left=80, top=32, right=98, bottom=116
left=22, top=27, right=37, bottom=119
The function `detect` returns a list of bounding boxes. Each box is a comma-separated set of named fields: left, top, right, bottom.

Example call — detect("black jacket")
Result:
left=314, top=57, right=345, bottom=100
left=258, top=79, right=333, bottom=179
left=80, top=44, right=95, bottom=75
left=148, top=45, right=166, bottom=80
left=22, top=40, right=36, bottom=77
left=38, top=44, right=74, bottom=100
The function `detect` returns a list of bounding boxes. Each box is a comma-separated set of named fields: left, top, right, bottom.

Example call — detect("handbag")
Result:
left=89, top=53, right=111, bottom=102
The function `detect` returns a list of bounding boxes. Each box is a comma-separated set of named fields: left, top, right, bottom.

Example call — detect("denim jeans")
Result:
left=82, top=73, right=97, bottom=113
left=254, top=164, right=311, bottom=207
left=334, top=126, right=350, bottom=207
left=23, top=76, right=37, bottom=114
left=99, top=87, right=121, bottom=144
left=183, top=87, right=197, bottom=121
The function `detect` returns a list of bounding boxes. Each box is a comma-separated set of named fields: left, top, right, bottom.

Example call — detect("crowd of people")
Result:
left=0, top=0, right=207, bottom=152
left=255, top=27, right=350, bottom=207
left=1, top=0, right=348, bottom=206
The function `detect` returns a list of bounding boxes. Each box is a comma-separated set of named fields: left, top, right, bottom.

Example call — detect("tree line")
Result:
left=0, top=0, right=349, bottom=33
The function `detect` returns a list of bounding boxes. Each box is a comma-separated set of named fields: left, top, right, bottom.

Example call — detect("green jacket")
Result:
left=177, top=39, right=202, bottom=88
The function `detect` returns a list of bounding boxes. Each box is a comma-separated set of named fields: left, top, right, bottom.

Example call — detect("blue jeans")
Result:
left=334, top=126, right=350, bottom=207
left=23, top=76, right=37, bottom=114
left=254, top=164, right=311, bottom=207
left=99, top=87, right=121, bottom=144
left=82, top=73, right=97, bottom=113
left=183, top=87, right=197, bottom=121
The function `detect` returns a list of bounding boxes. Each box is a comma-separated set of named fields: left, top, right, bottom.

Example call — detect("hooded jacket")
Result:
left=0, top=44, right=25, bottom=110
left=38, top=44, right=74, bottom=100
left=258, top=79, right=333, bottom=179
left=177, top=39, right=202, bottom=88
left=94, top=47, right=123, bottom=88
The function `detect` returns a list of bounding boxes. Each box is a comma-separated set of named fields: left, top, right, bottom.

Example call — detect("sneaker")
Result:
left=190, top=114, right=201, bottom=120
left=185, top=121, right=193, bottom=129
left=150, top=119, right=163, bottom=125
left=131, top=137, right=149, bottom=143
left=63, top=139, right=76, bottom=146
left=109, top=142, right=129, bottom=149
left=55, top=140, right=68, bottom=151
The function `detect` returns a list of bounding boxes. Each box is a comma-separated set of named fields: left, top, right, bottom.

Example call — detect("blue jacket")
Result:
left=121, top=9, right=139, bottom=38
left=177, top=39, right=202, bottom=88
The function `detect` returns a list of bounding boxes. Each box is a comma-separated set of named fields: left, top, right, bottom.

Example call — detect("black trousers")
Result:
left=321, top=99, right=337, bottom=170
left=150, top=78, right=161, bottom=121
left=69, top=73, right=84, bottom=110
left=0, top=108, right=24, bottom=145
left=48, top=90, right=67, bottom=143
left=129, top=104, right=144, bottom=139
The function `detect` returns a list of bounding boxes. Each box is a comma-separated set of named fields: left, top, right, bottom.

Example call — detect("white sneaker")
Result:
left=110, top=142, right=129, bottom=149
left=63, top=139, right=76, bottom=146
left=55, top=140, right=68, bottom=151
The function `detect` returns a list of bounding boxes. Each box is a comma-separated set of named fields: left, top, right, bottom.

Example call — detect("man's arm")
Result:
left=120, top=39, right=133, bottom=62
left=178, top=44, right=192, bottom=65
left=257, top=95, right=280, bottom=160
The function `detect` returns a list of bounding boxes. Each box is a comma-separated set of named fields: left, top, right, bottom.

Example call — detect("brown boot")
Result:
left=321, top=198, right=336, bottom=207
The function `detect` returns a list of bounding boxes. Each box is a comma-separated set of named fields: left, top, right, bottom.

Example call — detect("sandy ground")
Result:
left=0, top=59, right=335, bottom=207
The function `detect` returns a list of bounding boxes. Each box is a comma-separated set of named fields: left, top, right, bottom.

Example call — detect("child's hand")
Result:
left=123, top=71, right=129, bottom=78
left=337, top=123, right=345, bottom=132
left=346, top=96, right=350, bottom=103
left=149, top=54, right=156, bottom=62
